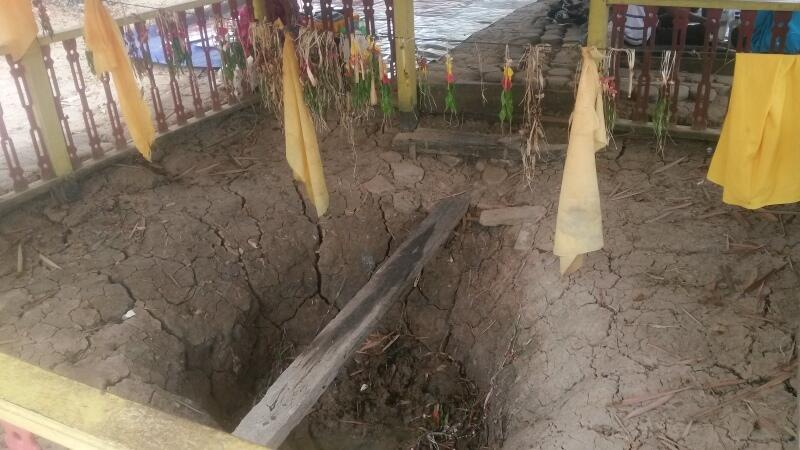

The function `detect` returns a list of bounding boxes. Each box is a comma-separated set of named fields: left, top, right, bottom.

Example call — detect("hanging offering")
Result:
left=499, top=47, right=514, bottom=132
left=444, top=53, right=457, bottom=121
left=417, top=56, right=435, bottom=111
left=379, top=58, right=394, bottom=124
left=654, top=50, right=676, bottom=155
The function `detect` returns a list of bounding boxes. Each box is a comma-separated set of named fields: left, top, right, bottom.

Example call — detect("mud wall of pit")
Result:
left=0, top=115, right=520, bottom=446
left=0, top=140, right=397, bottom=429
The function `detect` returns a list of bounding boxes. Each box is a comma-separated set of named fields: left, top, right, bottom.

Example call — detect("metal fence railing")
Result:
left=0, top=0, right=248, bottom=201
left=0, top=0, right=398, bottom=208
left=586, top=0, right=800, bottom=130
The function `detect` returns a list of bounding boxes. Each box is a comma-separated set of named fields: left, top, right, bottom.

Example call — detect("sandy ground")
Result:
left=0, top=105, right=797, bottom=449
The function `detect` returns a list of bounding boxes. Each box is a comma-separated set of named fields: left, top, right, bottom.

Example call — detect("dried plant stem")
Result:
left=519, top=44, right=548, bottom=187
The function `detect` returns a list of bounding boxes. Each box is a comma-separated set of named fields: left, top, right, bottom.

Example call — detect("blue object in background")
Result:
left=142, top=23, right=222, bottom=69
left=752, top=11, right=800, bottom=54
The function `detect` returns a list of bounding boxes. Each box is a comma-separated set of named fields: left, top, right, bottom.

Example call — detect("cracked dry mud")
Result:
left=0, top=112, right=797, bottom=449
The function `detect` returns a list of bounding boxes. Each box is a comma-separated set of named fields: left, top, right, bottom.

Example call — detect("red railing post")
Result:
left=99, top=72, right=128, bottom=149
left=177, top=11, right=206, bottom=117
left=133, top=22, right=169, bottom=132
left=342, top=0, right=354, bottom=34
left=384, top=0, right=396, bottom=76
left=156, top=13, right=188, bottom=125
left=692, top=8, right=722, bottom=130
left=195, top=6, right=222, bottom=111
left=363, top=0, right=376, bottom=36
left=632, top=6, right=658, bottom=122
left=228, top=0, right=240, bottom=29
left=669, top=8, right=689, bottom=122
left=302, top=0, right=314, bottom=24
left=770, top=11, right=792, bottom=53
left=320, top=0, right=334, bottom=32
left=737, top=11, right=757, bottom=52
left=63, top=38, right=103, bottom=159
left=609, top=5, right=627, bottom=98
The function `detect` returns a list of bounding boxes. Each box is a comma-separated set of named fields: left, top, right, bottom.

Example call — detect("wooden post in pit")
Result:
left=233, top=193, right=470, bottom=448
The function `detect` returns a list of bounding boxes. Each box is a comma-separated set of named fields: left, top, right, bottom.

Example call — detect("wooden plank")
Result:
left=0, top=353, right=266, bottom=450
left=392, top=127, right=566, bottom=161
left=233, top=193, right=471, bottom=448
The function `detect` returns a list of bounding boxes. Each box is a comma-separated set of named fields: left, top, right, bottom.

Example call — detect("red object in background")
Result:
left=501, top=76, right=512, bottom=91
left=1, top=422, right=40, bottom=450
left=237, top=4, right=252, bottom=56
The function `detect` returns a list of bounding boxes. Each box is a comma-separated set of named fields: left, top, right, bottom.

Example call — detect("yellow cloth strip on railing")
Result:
left=0, top=352, right=267, bottom=449
left=84, top=0, right=155, bottom=161
left=707, top=54, right=800, bottom=209
left=0, top=0, right=37, bottom=61
left=553, top=47, right=608, bottom=275
left=282, top=27, right=329, bottom=217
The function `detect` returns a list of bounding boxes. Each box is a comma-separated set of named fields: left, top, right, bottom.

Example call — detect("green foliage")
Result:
left=653, top=92, right=671, bottom=155
left=380, top=83, right=394, bottom=119
left=444, top=84, right=457, bottom=115
left=221, top=41, right=246, bottom=84
left=499, top=89, right=513, bottom=128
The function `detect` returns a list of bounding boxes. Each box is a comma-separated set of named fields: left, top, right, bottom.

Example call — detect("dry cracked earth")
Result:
left=0, top=112, right=797, bottom=449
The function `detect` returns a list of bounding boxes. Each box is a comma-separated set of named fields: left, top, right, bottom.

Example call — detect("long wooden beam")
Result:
left=233, top=193, right=471, bottom=448
left=392, top=127, right=567, bottom=161
left=0, top=353, right=265, bottom=450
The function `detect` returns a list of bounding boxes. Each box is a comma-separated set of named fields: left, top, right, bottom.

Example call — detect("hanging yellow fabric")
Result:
left=282, top=30, right=329, bottom=216
left=707, top=54, right=800, bottom=209
left=0, top=0, right=37, bottom=61
left=84, top=0, right=155, bottom=161
left=553, top=47, right=607, bottom=275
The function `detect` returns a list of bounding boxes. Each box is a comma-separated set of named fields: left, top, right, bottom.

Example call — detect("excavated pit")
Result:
left=0, top=113, right=499, bottom=449
left=1, top=111, right=797, bottom=449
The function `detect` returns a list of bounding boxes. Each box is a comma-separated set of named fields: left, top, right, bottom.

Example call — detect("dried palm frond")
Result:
left=417, top=56, right=436, bottom=112
left=519, top=44, right=548, bottom=187
left=599, top=49, right=619, bottom=148
left=251, top=21, right=283, bottom=122
left=297, top=27, right=347, bottom=130
left=654, top=50, right=677, bottom=156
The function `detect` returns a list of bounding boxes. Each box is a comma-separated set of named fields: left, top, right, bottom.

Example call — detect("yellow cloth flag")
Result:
left=707, top=54, right=800, bottom=209
left=282, top=32, right=329, bottom=216
left=553, top=47, right=607, bottom=275
left=84, top=0, right=155, bottom=160
left=0, top=0, right=37, bottom=61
